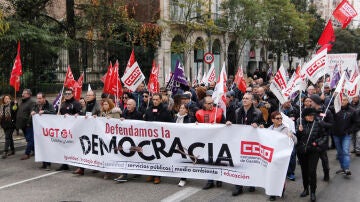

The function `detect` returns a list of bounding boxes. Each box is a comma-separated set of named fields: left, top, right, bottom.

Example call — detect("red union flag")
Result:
left=64, top=65, right=76, bottom=88
left=234, top=66, right=247, bottom=93
left=10, top=41, right=22, bottom=91
left=125, top=49, right=136, bottom=74
left=147, top=60, right=160, bottom=93
left=333, top=0, right=357, bottom=29
left=121, top=61, right=145, bottom=91
left=73, top=73, right=84, bottom=100
left=302, top=48, right=327, bottom=84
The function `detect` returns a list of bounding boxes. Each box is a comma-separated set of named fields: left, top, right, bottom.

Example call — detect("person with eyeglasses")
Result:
left=73, top=90, right=102, bottom=176
left=196, top=96, right=225, bottom=190
left=138, top=91, right=152, bottom=115
left=266, top=111, right=297, bottom=201
left=56, top=88, right=81, bottom=171
left=15, top=89, right=35, bottom=160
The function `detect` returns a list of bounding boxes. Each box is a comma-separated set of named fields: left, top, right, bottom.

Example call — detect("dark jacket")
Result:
left=234, top=105, right=264, bottom=126
left=16, top=97, right=35, bottom=129
left=122, top=109, right=143, bottom=120
left=332, top=105, right=355, bottom=136
left=0, top=102, right=17, bottom=129
left=60, top=97, right=82, bottom=115
left=85, top=99, right=101, bottom=116
left=295, top=118, right=327, bottom=154
left=30, top=100, right=56, bottom=126
left=352, top=108, right=360, bottom=133
left=144, top=103, right=173, bottom=122
left=174, top=114, right=195, bottom=123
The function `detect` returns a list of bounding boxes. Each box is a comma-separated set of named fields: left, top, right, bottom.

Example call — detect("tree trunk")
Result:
left=66, top=0, right=79, bottom=78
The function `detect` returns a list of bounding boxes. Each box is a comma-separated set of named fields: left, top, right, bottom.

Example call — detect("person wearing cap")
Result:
left=295, top=107, right=327, bottom=202
left=309, top=94, right=333, bottom=181
left=331, top=94, right=355, bottom=176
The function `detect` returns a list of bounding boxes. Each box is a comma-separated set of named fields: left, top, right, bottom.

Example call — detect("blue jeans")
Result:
left=24, top=126, right=34, bottom=155
left=287, top=147, right=296, bottom=175
left=333, top=135, right=351, bottom=170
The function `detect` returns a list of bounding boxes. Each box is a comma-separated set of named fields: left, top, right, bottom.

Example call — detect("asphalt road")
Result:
left=0, top=145, right=359, bottom=202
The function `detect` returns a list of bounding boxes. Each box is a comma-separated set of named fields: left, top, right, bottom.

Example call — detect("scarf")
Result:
left=0, top=104, right=11, bottom=121
left=176, top=113, right=187, bottom=123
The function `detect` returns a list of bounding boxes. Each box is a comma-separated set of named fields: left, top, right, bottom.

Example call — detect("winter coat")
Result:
left=60, top=97, right=82, bottom=115
left=0, top=102, right=17, bottom=129
left=15, top=97, right=35, bottom=129
left=144, top=103, right=173, bottom=123
left=332, top=105, right=355, bottom=136
left=122, top=108, right=143, bottom=120
left=234, top=105, right=264, bottom=126
left=269, top=124, right=297, bottom=144
left=29, top=100, right=56, bottom=126
left=295, top=118, right=327, bottom=154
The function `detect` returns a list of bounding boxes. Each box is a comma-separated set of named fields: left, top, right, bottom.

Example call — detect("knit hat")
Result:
left=303, top=107, right=317, bottom=117
left=310, top=94, right=322, bottom=105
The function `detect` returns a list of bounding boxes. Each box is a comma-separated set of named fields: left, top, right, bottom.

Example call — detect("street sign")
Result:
left=203, top=52, right=214, bottom=64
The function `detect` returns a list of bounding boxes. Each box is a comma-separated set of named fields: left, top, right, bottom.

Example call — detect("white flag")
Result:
left=212, top=63, right=227, bottom=118
left=88, top=84, right=92, bottom=92
left=302, top=48, right=327, bottom=84
left=206, top=63, right=216, bottom=84
left=270, top=64, right=288, bottom=104
left=121, top=61, right=145, bottom=91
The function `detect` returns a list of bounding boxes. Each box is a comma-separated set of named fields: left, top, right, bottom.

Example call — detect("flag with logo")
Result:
left=206, top=63, right=216, bottom=84
left=64, top=65, right=76, bottom=89
left=282, top=64, right=306, bottom=99
left=234, top=66, right=247, bottom=93
left=9, top=41, right=22, bottom=91
left=270, top=64, right=288, bottom=104
left=332, top=0, right=358, bottom=29
left=73, top=73, right=84, bottom=100
left=121, top=61, right=145, bottom=92
left=301, top=48, right=327, bottom=84
left=147, top=60, right=160, bottom=94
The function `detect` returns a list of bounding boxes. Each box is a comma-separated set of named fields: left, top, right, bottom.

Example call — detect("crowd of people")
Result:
left=1, top=71, right=360, bottom=202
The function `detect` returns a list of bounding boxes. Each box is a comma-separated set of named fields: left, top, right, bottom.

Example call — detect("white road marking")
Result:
left=161, top=187, right=201, bottom=202
left=0, top=171, right=61, bottom=190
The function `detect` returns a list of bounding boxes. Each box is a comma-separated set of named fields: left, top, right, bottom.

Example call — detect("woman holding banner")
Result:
left=295, top=108, right=327, bottom=202
left=266, top=111, right=297, bottom=201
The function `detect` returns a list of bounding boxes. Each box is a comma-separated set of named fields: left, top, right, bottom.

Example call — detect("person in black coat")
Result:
left=30, top=92, right=56, bottom=169
left=143, top=93, right=173, bottom=184
left=229, top=93, right=264, bottom=196
left=0, top=95, right=18, bottom=158
left=295, top=108, right=327, bottom=202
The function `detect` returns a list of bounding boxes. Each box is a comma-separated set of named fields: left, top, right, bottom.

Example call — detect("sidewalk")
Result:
left=0, top=129, right=27, bottom=153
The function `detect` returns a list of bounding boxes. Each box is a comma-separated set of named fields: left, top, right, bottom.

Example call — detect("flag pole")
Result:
left=322, top=92, right=336, bottom=120
left=299, top=90, right=302, bottom=121
left=57, top=85, right=65, bottom=115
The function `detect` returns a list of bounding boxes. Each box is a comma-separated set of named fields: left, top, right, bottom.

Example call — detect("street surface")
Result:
left=0, top=133, right=359, bottom=202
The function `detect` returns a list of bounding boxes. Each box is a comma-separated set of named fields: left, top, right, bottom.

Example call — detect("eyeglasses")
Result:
left=273, top=117, right=283, bottom=120
left=64, top=93, right=72, bottom=95
left=205, top=102, right=213, bottom=105
left=143, top=95, right=148, bottom=98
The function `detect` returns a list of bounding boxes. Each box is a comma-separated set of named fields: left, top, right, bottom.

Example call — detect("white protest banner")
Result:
left=270, top=64, right=288, bottom=104
left=33, top=115, right=293, bottom=196
left=121, top=61, right=145, bottom=91
left=326, top=53, right=357, bottom=81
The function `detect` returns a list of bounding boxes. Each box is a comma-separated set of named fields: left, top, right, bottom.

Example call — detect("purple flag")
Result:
left=52, top=91, right=62, bottom=112
left=173, top=60, right=188, bottom=86
left=330, top=65, right=340, bottom=89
